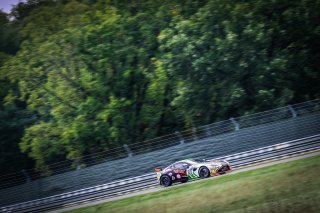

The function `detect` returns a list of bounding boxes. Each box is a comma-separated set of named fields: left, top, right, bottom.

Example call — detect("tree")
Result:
left=159, top=0, right=320, bottom=126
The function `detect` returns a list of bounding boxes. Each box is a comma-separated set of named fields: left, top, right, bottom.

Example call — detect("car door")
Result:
left=185, top=163, right=199, bottom=179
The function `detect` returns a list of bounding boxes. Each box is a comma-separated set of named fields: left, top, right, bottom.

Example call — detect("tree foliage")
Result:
left=0, top=0, right=319, bottom=174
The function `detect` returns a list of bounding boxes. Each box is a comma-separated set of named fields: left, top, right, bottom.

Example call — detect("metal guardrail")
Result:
left=0, top=99, right=319, bottom=191
left=1, top=134, right=319, bottom=213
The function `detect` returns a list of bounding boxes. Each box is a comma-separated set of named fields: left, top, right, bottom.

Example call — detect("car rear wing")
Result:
left=154, top=167, right=162, bottom=172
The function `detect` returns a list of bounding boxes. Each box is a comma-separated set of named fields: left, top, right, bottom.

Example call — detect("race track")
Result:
left=1, top=134, right=319, bottom=213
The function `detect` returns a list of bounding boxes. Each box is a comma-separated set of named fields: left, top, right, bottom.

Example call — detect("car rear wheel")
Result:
left=199, top=166, right=210, bottom=178
left=160, top=175, right=172, bottom=187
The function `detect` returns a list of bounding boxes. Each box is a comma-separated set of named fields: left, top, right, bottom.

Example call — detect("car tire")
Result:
left=199, top=166, right=210, bottom=178
left=160, top=175, right=172, bottom=187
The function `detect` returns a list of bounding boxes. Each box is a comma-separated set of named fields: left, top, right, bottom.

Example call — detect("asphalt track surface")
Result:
left=56, top=150, right=320, bottom=213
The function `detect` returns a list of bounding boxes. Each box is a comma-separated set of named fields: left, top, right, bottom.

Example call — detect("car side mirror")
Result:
left=155, top=167, right=162, bottom=172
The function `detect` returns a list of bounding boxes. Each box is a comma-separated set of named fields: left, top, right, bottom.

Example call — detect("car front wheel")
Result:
left=160, top=175, right=172, bottom=187
left=199, top=166, right=210, bottom=178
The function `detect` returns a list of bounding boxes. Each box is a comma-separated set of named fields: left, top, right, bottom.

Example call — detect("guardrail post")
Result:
left=123, top=144, right=133, bottom=157
left=288, top=105, right=297, bottom=118
left=76, top=161, right=82, bottom=170
left=205, top=125, right=212, bottom=137
left=192, top=127, right=198, bottom=141
left=21, top=169, right=31, bottom=183
left=175, top=131, right=185, bottom=145
left=230, top=117, right=240, bottom=131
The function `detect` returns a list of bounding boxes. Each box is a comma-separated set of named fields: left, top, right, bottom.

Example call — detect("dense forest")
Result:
left=0, top=0, right=319, bottom=175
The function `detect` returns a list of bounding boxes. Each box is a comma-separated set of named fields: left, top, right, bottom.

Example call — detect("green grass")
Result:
left=68, top=155, right=320, bottom=213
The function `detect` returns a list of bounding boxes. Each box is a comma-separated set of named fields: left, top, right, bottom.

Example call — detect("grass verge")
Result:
left=68, top=155, right=320, bottom=213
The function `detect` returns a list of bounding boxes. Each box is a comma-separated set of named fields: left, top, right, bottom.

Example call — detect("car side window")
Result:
left=171, top=163, right=181, bottom=169
left=181, top=162, right=191, bottom=169
left=173, top=162, right=190, bottom=169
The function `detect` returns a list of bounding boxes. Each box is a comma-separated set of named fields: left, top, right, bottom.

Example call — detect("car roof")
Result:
left=178, top=159, right=197, bottom=164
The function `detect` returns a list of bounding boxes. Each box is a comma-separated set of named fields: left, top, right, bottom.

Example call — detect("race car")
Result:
left=154, top=159, right=231, bottom=186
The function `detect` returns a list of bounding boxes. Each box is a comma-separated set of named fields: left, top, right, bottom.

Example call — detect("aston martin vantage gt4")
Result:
left=155, top=159, right=231, bottom=186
